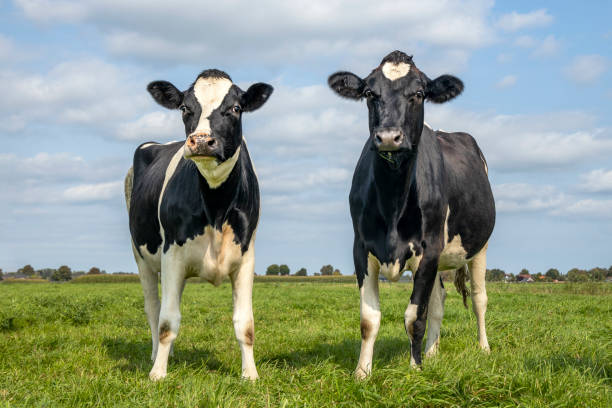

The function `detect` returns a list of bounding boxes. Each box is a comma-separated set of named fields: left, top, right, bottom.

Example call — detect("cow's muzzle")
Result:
left=373, top=127, right=405, bottom=152
left=185, top=133, right=219, bottom=157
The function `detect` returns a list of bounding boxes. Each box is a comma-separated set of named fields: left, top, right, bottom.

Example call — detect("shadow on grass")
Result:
left=524, top=352, right=610, bottom=382
left=262, top=336, right=411, bottom=371
left=102, top=337, right=227, bottom=374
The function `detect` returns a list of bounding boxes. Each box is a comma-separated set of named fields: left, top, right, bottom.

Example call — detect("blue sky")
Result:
left=1, top=0, right=611, bottom=275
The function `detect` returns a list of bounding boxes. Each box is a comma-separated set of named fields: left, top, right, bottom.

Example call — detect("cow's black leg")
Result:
left=405, top=254, right=440, bottom=367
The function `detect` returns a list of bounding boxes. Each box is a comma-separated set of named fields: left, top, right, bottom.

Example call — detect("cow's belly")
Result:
left=163, top=223, right=245, bottom=286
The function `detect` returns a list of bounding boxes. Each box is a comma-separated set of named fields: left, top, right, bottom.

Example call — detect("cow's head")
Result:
left=328, top=51, right=462, bottom=162
left=147, top=69, right=273, bottom=165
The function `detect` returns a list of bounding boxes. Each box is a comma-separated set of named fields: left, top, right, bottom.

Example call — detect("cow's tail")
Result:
left=454, top=264, right=470, bottom=308
left=124, top=167, right=134, bottom=213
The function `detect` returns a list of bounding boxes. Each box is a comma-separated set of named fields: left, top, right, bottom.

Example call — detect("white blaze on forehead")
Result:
left=382, top=62, right=411, bottom=81
left=192, top=76, right=233, bottom=136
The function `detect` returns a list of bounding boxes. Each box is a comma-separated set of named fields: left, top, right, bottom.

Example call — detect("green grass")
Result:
left=0, top=282, right=610, bottom=407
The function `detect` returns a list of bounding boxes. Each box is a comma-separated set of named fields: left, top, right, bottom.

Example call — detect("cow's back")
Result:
left=437, top=131, right=495, bottom=260
left=129, top=142, right=184, bottom=258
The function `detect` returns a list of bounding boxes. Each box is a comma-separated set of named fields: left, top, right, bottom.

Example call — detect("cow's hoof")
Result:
left=149, top=369, right=167, bottom=381
left=409, top=356, right=422, bottom=370
left=241, top=370, right=259, bottom=381
left=354, top=367, right=370, bottom=381
left=480, top=344, right=491, bottom=354
left=425, top=342, right=439, bottom=358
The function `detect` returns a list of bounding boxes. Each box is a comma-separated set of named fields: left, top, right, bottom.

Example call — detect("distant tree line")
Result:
left=2, top=265, right=108, bottom=282
left=264, top=264, right=342, bottom=276
left=484, top=266, right=612, bottom=282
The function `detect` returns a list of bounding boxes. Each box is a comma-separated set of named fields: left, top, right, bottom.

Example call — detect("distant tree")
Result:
left=332, top=269, right=342, bottom=276
left=545, top=268, right=560, bottom=280
left=265, top=264, right=280, bottom=276
left=314, top=272, right=321, bottom=276
left=18, top=264, right=35, bottom=277
left=320, top=265, right=334, bottom=276
left=519, top=268, right=529, bottom=276
left=566, top=268, right=588, bottom=282
left=0, top=268, right=3, bottom=281
left=294, top=268, right=307, bottom=276
left=486, top=268, right=506, bottom=282
left=51, top=265, right=72, bottom=281
left=588, top=267, right=607, bottom=281
left=37, top=268, right=56, bottom=280
left=87, top=267, right=102, bottom=275
left=279, top=264, right=290, bottom=276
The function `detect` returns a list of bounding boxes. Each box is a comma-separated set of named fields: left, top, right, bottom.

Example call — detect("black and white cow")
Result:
left=124, top=69, right=272, bottom=381
left=328, top=51, right=495, bottom=378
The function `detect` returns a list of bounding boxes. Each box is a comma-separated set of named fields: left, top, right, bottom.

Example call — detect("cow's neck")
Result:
left=195, top=150, right=244, bottom=227
left=373, top=147, right=419, bottom=223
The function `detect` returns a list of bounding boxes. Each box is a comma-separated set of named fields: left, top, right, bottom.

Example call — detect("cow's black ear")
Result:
left=147, top=81, right=184, bottom=109
left=241, top=83, right=273, bottom=112
left=425, top=75, right=464, bottom=103
left=328, top=71, right=365, bottom=100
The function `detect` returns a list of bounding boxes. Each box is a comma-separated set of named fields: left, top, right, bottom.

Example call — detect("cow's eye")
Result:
left=232, top=105, right=241, bottom=113
left=179, top=105, right=189, bottom=114
left=364, top=89, right=373, bottom=98
left=416, top=91, right=424, bottom=98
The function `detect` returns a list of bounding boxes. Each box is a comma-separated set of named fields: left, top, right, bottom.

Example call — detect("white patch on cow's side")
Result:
left=157, top=146, right=185, bottom=241
left=382, top=62, right=411, bottom=81
left=439, top=206, right=469, bottom=270
left=479, top=150, right=488, bottom=174
left=189, top=146, right=241, bottom=189
left=140, top=142, right=157, bottom=149
left=192, top=76, right=233, bottom=136
left=164, top=222, right=244, bottom=286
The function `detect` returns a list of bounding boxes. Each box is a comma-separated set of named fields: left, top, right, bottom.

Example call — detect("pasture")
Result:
left=0, top=281, right=610, bottom=407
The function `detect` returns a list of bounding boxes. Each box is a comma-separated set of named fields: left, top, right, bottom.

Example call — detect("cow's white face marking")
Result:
left=382, top=62, right=411, bottom=81
left=191, top=76, right=233, bottom=136
left=190, top=146, right=241, bottom=189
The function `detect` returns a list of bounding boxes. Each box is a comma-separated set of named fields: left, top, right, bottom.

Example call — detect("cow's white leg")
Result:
left=137, top=265, right=161, bottom=361
left=149, top=258, right=185, bottom=381
left=355, top=256, right=381, bottom=380
left=468, top=244, right=490, bottom=352
left=168, top=279, right=186, bottom=358
left=425, top=271, right=446, bottom=358
left=230, top=243, right=258, bottom=380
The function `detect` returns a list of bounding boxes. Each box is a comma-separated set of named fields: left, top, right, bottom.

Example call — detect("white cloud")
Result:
left=62, top=181, right=123, bottom=203
left=531, top=35, right=560, bottom=57
left=496, top=74, right=517, bottom=88
left=15, top=0, right=496, bottom=67
left=496, top=53, right=513, bottom=63
left=513, top=34, right=560, bottom=57
left=497, top=9, right=553, bottom=32
left=116, top=111, right=184, bottom=142
left=493, top=183, right=566, bottom=212
left=552, top=199, right=612, bottom=218
left=580, top=169, right=612, bottom=193
left=564, top=55, right=609, bottom=84
left=0, top=59, right=150, bottom=134
left=426, top=106, right=612, bottom=172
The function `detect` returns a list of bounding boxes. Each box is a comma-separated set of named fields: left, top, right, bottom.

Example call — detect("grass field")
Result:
left=0, top=281, right=610, bottom=407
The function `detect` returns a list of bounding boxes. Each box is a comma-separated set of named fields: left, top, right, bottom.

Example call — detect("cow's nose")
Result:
left=373, top=128, right=404, bottom=151
left=186, top=133, right=218, bottom=155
